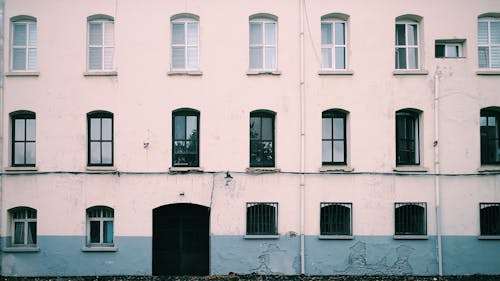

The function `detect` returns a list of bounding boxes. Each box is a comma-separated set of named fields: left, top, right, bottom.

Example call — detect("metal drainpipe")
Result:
left=299, top=0, right=306, bottom=275
left=434, top=73, right=443, bottom=276
left=0, top=0, right=5, bottom=268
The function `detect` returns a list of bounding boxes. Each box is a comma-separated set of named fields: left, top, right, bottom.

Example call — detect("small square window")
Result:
left=435, top=40, right=465, bottom=58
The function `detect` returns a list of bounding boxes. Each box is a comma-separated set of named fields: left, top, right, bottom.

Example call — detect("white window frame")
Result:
left=87, top=19, right=115, bottom=71
left=249, top=18, right=277, bottom=71
left=435, top=42, right=463, bottom=58
left=395, top=21, right=420, bottom=70
left=86, top=207, right=114, bottom=246
left=171, top=17, right=199, bottom=71
left=11, top=208, right=37, bottom=246
left=478, top=17, right=500, bottom=69
left=321, top=19, right=347, bottom=70
left=10, top=19, right=37, bottom=71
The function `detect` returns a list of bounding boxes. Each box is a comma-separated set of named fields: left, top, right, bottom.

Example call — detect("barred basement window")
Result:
left=246, top=202, right=278, bottom=235
left=395, top=202, right=427, bottom=236
left=480, top=203, right=500, bottom=236
left=87, top=206, right=114, bottom=246
left=320, top=203, right=352, bottom=235
left=10, top=207, right=37, bottom=246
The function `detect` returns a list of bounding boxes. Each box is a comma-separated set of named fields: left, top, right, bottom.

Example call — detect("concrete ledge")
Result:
left=318, top=70, right=354, bottom=75
left=82, top=246, right=118, bottom=252
left=478, top=166, right=500, bottom=173
left=478, top=235, right=500, bottom=240
left=5, top=71, right=40, bottom=77
left=168, top=70, right=203, bottom=76
left=83, top=71, right=118, bottom=76
left=476, top=70, right=500, bottom=75
left=246, top=70, right=281, bottom=76
left=4, top=166, right=38, bottom=172
left=319, top=166, right=354, bottom=172
left=393, top=235, right=429, bottom=240
left=86, top=166, right=117, bottom=172
left=169, top=167, right=204, bottom=173
left=393, top=166, right=428, bottom=173
left=393, top=70, right=429, bottom=75
left=243, top=235, right=280, bottom=239
left=3, top=247, right=40, bottom=252
left=246, top=167, right=281, bottom=174
left=318, top=235, right=353, bottom=240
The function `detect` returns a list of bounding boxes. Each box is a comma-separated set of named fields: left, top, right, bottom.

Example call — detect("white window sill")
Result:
left=3, top=247, right=40, bottom=252
left=478, top=235, right=500, bottom=240
left=318, top=70, right=354, bottom=75
left=319, top=165, right=354, bottom=172
left=246, top=167, right=281, bottom=174
left=169, top=167, right=204, bottom=173
left=246, top=70, right=281, bottom=76
left=478, top=166, right=500, bottom=173
left=393, top=235, right=428, bottom=240
left=83, top=71, right=118, bottom=76
left=393, top=166, right=428, bottom=173
left=393, top=70, right=429, bottom=75
left=4, top=166, right=38, bottom=172
left=244, top=235, right=280, bottom=240
left=82, top=246, right=118, bottom=252
left=5, top=71, right=40, bottom=77
left=168, top=70, right=203, bottom=76
left=318, top=235, right=353, bottom=240
left=86, top=166, right=117, bottom=172
left=476, top=70, right=500, bottom=75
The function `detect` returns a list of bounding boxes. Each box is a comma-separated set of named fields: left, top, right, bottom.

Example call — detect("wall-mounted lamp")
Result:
left=224, top=171, right=233, bottom=186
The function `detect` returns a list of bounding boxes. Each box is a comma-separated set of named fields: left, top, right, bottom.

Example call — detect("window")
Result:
left=11, top=111, right=36, bottom=167
left=249, top=15, right=277, bottom=70
left=321, top=14, right=348, bottom=70
left=395, top=17, right=421, bottom=69
left=10, top=207, right=37, bottom=246
left=395, top=202, right=427, bottom=236
left=320, top=203, right=352, bottom=236
left=250, top=111, right=275, bottom=167
left=171, top=14, right=199, bottom=70
left=87, top=15, right=114, bottom=71
left=246, top=203, right=278, bottom=235
left=88, top=111, right=113, bottom=166
left=10, top=16, right=37, bottom=71
left=480, top=203, right=500, bottom=236
left=172, top=109, right=199, bottom=167
left=480, top=109, right=500, bottom=165
left=478, top=16, right=500, bottom=69
left=435, top=40, right=464, bottom=58
left=87, top=206, right=114, bottom=246
left=322, top=110, right=347, bottom=165
left=396, top=109, right=420, bottom=165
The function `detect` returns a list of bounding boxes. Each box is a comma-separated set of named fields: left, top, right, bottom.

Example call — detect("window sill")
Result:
left=82, top=246, right=118, bottom=252
left=319, top=165, right=354, bottom=173
left=83, top=71, right=118, bottom=77
left=478, top=235, right=500, bottom=240
left=246, top=70, right=281, bottom=76
left=246, top=167, right=281, bottom=174
left=318, top=70, right=354, bottom=75
left=392, top=70, right=429, bottom=75
left=476, top=70, right=500, bottom=75
left=168, top=70, right=203, bottom=76
left=393, top=235, right=428, bottom=240
left=86, top=166, right=117, bottom=172
left=478, top=166, right=500, bottom=173
left=393, top=166, right=428, bottom=173
left=318, top=235, right=353, bottom=240
left=244, top=235, right=280, bottom=240
left=4, top=166, right=38, bottom=172
left=169, top=167, right=204, bottom=173
left=3, top=247, right=40, bottom=252
left=5, top=71, right=40, bottom=77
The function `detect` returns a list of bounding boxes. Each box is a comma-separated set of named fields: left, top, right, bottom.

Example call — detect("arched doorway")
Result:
left=152, top=203, right=209, bottom=275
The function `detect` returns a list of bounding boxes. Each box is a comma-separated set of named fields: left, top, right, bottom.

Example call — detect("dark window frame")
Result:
left=322, top=110, right=347, bottom=165
left=396, top=110, right=420, bottom=166
left=250, top=111, right=275, bottom=167
left=320, top=202, right=352, bottom=236
left=394, top=202, right=427, bottom=236
left=11, top=112, right=36, bottom=167
left=480, top=203, right=500, bottom=236
left=480, top=109, right=500, bottom=165
left=246, top=202, right=278, bottom=235
left=172, top=109, right=200, bottom=167
left=87, top=111, right=114, bottom=166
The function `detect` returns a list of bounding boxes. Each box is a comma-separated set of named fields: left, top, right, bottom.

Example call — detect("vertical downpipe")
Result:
left=434, top=74, right=443, bottom=276
left=299, top=0, right=306, bottom=275
left=0, top=0, right=5, bottom=270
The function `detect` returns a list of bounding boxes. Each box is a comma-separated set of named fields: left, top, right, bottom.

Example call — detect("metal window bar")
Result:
left=320, top=203, right=351, bottom=235
left=480, top=203, right=500, bottom=236
left=246, top=202, right=278, bottom=235
left=395, top=202, right=426, bottom=235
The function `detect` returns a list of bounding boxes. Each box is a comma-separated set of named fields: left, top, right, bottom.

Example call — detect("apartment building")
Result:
left=0, top=0, right=500, bottom=277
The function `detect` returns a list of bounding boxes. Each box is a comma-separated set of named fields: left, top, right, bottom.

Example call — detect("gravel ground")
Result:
left=2, top=275, right=500, bottom=281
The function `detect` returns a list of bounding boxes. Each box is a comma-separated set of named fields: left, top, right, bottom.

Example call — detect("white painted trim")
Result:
left=5, top=71, right=39, bottom=76
left=168, top=70, right=203, bottom=76
left=83, top=71, right=117, bottom=76
left=318, top=70, right=353, bottom=75
left=393, top=70, right=429, bottom=75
